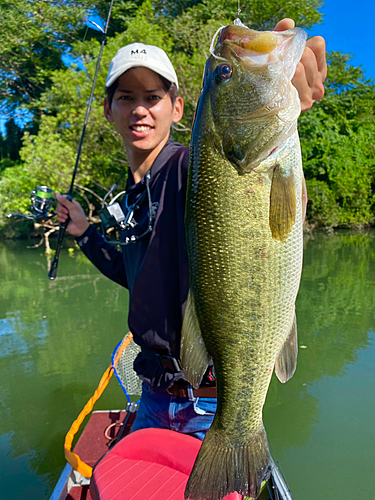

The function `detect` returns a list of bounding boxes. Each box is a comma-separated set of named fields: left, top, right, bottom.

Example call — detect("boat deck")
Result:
left=51, top=408, right=291, bottom=500
left=52, top=409, right=136, bottom=500
left=74, top=410, right=134, bottom=468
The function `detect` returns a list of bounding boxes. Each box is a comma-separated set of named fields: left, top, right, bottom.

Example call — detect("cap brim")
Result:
left=106, top=61, right=179, bottom=89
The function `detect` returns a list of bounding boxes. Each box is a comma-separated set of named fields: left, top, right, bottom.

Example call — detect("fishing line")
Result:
left=50, top=19, right=90, bottom=135
left=209, top=26, right=226, bottom=61
left=82, top=21, right=89, bottom=42
left=48, top=0, right=115, bottom=279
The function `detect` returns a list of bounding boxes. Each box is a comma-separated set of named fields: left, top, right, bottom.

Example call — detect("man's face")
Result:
left=104, top=67, right=183, bottom=157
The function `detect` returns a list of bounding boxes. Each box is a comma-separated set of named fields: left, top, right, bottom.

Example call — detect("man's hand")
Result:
left=56, top=193, right=90, bottom=237
left=274, top=18, right=327, bottom=112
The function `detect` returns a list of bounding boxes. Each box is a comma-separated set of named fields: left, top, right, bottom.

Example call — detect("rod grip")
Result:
left=48, top=222, right=68, bottom=280
left=48, top=257, right=59, bottom=280
left=48, top=195, right=72, bottom=280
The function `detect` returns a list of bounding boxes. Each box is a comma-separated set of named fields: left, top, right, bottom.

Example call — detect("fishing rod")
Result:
left=48, top=0, right=115, bottom=280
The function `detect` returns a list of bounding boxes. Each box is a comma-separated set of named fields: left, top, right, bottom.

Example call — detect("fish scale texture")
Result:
left=185, top=132, right=303, bottom=500
left=187, top=131, right=303, bottom=439
left=183, top=25, right=305, bottom=500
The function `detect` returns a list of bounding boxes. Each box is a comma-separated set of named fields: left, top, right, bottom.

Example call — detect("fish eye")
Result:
left=215, top=64, right=232, bottom=82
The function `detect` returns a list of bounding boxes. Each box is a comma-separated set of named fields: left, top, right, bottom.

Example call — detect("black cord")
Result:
left=102, top=172, right=127, bottom=208
left=101, top=171, right=154, bottom=247
left=145, top=171, right=153, bottom=230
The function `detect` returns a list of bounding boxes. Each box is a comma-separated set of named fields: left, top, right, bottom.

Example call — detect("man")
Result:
left=57, top=18, right=326, bottom=440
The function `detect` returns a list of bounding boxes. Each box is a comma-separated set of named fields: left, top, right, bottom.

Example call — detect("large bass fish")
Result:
left=181, top=23, right=307, bottom=500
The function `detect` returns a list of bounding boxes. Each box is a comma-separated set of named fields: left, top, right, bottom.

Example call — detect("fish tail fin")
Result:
left=185, top=425, right=271, bottom=500
left=275, top=312, right=298, bottom=383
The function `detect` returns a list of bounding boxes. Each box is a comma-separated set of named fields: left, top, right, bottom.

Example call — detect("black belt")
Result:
left=167, top=380, right=217, bottom=399
left=141, top=350, right=217, bottom=398
left=141, top=349, right=183, bottom=373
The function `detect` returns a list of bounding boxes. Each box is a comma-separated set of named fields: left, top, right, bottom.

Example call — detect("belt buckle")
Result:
left=187, top=384, right=194, bottom=401
left=167, top=382, right=195, bottom=401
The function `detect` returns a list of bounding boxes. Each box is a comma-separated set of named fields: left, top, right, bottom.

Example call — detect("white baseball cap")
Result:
left=106, top=43, right=179, bottom=89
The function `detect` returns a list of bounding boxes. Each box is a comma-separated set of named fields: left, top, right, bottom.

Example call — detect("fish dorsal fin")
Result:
left=275, top=312, right=298, bottom=383
left=180, top=289, right=211, bottom=389
left=269, top=163, right=296, bottom=241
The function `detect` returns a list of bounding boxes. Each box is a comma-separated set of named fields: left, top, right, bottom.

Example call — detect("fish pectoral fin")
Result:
left=180, top=289, right=211, bottom=389
left=275, top=312, right=298, bottom=383
left=269, top=164, right=296, bottom=241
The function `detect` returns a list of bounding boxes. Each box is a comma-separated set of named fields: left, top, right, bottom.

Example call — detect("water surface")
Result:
left=1, top=231, right=375, bottom=500
left=0, top=240, right=129, bottom=499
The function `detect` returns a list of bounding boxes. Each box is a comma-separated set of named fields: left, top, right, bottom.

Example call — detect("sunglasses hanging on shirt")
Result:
left=99, top=171, right=154, bottom=246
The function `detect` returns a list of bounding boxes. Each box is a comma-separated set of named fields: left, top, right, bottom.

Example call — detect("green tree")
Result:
left=0, top=0, right=109, bottom=175
left=299, top=53, right=375, bottom=228
left=0, top=118, right=23, bottom=168
left=16, top=0, right=375, bottom=237
left=0, top=0, right=118, bottom=115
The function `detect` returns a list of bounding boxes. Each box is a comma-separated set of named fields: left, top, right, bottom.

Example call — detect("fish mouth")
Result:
left=213, top=25, right=295, bottom=66
left=219, top=25, right=278, bottom=54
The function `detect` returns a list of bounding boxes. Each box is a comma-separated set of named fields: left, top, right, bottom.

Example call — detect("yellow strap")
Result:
left=64, top=364, right=114, bottom=478
left=113, top=331, right=133, bottom=365
left=63, top=332, right=134, bottom=478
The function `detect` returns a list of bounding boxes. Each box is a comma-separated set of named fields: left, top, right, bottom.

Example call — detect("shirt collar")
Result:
left=127, top=139, right=183, bottom=190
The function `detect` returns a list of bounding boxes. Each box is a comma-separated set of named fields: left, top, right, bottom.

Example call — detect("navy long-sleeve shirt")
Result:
left=76, top=140, right=192, bottom=390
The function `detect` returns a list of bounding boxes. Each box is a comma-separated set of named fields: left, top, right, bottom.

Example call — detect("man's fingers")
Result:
left=311, top=79, right=325, bottom=103
left=57, top=214, right=68, bottom=224
left=299, top=47, right=319, bottom=89
left=292, top=40, right=326, bottom=111
left=55, top=194, right=88, bottom=236
left=56, top=204, right=68, bottom=222
left=292, top=62, right=314, bottom=112
left=299, top=43, right=325, bottom=104
left=56, top=193, right=72, bottom=208
left=57, top=204, right=69, bottom=216
left=272, top=20, right=327, bottom=112
left=56, top=193, right=72, bottom=224
left=273, top=18, right=295, bottom=32
left=306, top=36, right=327, bottom=82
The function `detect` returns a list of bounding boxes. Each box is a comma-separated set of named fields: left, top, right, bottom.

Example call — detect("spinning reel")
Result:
left=7, top=186, right=55, bottom=223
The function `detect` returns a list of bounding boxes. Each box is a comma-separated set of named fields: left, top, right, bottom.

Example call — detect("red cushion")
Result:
left=90, top=428, right=242, bottom=500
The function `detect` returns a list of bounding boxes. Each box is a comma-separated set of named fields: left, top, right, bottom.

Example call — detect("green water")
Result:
left=1, top=231, right=375, bottom=500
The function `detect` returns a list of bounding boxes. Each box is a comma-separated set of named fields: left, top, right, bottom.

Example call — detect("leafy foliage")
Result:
left=0, top=119, right=23, bottom=168
left=299, top=52, right=375, bottom=228
left=0, top=0, right=88, bottom=113
left=1, top=0, right=374, bottom=234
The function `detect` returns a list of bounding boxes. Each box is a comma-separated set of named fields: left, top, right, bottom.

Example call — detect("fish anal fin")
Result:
left=275, top=313, right=298, bottom=383
left=181, top=289, right=211, bottom=389
left=269, top=164, right=296, bottom=242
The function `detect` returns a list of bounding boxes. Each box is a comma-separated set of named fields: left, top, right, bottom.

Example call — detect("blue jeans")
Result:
left=132, top=382, right=217, bottom=440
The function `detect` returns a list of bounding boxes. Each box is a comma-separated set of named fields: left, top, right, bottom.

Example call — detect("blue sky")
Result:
left=308, top=0, right=375, bottom=81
